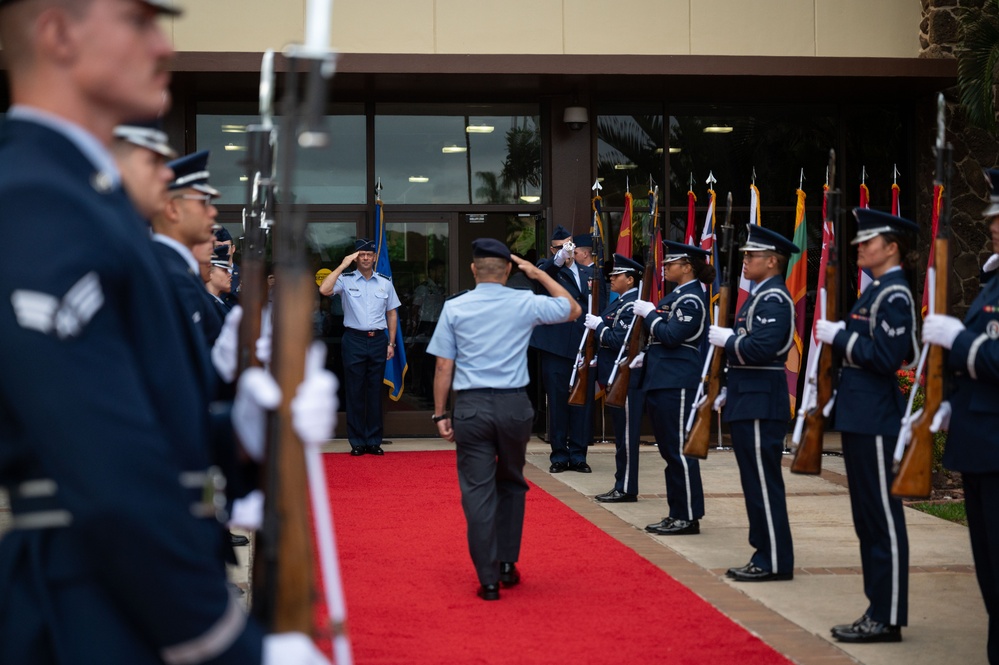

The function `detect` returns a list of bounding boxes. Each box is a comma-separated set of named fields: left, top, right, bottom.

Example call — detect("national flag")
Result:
left=616, top=190, right=633, bottom=258
left=735, top=183, right=762, bottom=312
left=374, top=197, right=408, bottom=401
left=922, top=183, right=943, bottom=317
left=685, top=189, right=697, bottom=245
left=857, top=182, right=873, bottom=294
left=784, top=188, right=809, bottom=417
left=592, top=193, right=606, bottom=247
left=700, top=188, right=721, bottom=313
left=802, top=184, right=835, bottom=411
left=652, top=226, right=665, bottom=302
left=647, top=187, right=662, bottom=299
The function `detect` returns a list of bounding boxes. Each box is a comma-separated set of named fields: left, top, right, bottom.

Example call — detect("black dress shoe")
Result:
left=831, top=614, right=869, bottom=634
left=645, top=517, right=674, bottom=533
left=832, top=616, right=902, bottom=643
left=477, top=583, right=500, bottom=601
left=549, top=462, right=569, bottom=473
left=366, top=445, right=384, bottom=456
left=499, top=562, right=520, bottom=587
left=726, top=562, right=793, bottom=582
left=594, top=489, right=637, bottom=503
left=229, top=532, right=250, bottom=547
left=649, top=518, right=700, bottom=536
left=349, top=447, right=366, bottom=456
left=570, top=462, right=592, bottom=473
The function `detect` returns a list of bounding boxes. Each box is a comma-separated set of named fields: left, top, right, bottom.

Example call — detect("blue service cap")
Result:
left=851, top=208, right=918, bottom=245
left=984, top=169, right=999, bottom=217
left=740, top=224, right=800, bottom=256
left=167, top=150, right=220, bottom=197
left=574, top=234, right=594, bottom=248
left=608, top=253, right=643, bottom=275
left=550, top=225, right=572, bottom=241
left=663, top=239, right=710, bottom=263
left=0, top=0, right=181, bottom=12
left=214, top=226, right=233, bottom=243
left=354, top=238, right=377, bottom=252
left=212, top=246, right=230, bottom=262
left=471, top=237, right=511, bottom=261
left=113, top=121, right=176, bottom=158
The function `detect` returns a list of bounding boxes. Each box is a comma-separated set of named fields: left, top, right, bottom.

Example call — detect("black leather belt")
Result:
left=459, top=387, right=527, bottom=395
left=346, top=328, right=383, bottom=337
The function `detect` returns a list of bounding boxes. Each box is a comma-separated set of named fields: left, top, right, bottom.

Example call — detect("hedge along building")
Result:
left=0, top=0, right=959, bottom=436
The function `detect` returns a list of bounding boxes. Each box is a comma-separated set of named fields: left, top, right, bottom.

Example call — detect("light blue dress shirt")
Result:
left=427, top=282, right=571, bottom=390
left=333, top=271, right=402, bottom=331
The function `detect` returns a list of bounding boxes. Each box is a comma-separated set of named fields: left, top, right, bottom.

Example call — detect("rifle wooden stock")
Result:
left=892, top=235, right=948, bottom=500
left=237, top=128, right=272, bottom=375
left=568, top=331, right=594, bottom=406
left=606, top=266, right=654, bottom=408
left=683, top=286, right=729, bottom=459
left=792, top=262, right=839, bottom=475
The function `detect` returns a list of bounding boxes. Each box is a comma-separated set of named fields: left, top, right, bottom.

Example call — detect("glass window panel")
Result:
left=196, top=110, right=366, bottom=205
left=375, top=104, right=541, bottom=205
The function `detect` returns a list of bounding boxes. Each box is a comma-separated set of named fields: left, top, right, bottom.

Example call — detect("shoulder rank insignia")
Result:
left=376, top=272, right=392, bottom=281
left=11, top=272, right=105, bottom=339
left=755, top=315, right=776, bottom=325
left=445, top=290, right=470, bottom=301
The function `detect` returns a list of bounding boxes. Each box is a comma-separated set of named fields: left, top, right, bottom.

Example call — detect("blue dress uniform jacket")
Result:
left=529, top=258, right=591, bottom=357
left=831, top=269, right=917, bottom=437
left=151, top=241, right=225, bottom=348
left=0, top=118, right=263, bottom=663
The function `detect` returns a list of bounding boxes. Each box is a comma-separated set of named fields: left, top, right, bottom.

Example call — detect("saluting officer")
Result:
left=586, top=253, right=646, bottom=503
left=530, top=225, right=598, bottom=473
left=0, top=0, right=334, bottom=662
left=815, top=208, right=917, bottom=643
left=427, top=238, right=580, bottom=601
left=922, top=169, right=999, bottom=663
left=319, top=239, right=401, bottom=455
left=632, top=240, right=714, bottom=535
left=708, top=224, right=798, bottom=582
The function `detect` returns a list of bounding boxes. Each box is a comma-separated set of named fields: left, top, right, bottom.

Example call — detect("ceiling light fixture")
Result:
left=613, top=164, right=638, bottom=170
left=224, top=143, right=246, bottom=151
left=408, top=175, right=430, bottom=183
left=669, top=147, right=681, bottom=154
left=442, top=145, right=467, bottom=154
left=520, top=195, right=541, bottom=203
left=221, top=124, right=247, bottom=133
left=465, top=125, right=494, bottom=134
left=703, top=125, right=734, bottom=134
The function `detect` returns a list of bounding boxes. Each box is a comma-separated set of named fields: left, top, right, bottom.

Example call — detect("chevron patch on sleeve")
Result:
left=11, top=272, right=105, bottom=339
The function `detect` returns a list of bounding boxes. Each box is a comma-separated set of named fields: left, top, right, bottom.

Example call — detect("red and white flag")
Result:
left=735, top=183, right=762, bottom=312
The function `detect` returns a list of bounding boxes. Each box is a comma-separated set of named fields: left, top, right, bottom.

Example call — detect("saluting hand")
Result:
left=511, top=254, right=541, bottom=280
left=341, top=251, right=360, bottom=268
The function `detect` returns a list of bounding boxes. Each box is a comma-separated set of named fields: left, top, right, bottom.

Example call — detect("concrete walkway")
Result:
left=315, top=436, right=987, bottom=665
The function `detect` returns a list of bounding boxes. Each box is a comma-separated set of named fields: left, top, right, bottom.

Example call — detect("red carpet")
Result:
left=315, top=450, right=790, bottom=665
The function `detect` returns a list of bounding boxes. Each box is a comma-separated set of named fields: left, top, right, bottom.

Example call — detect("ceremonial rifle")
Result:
left=568, top=196, right=604, bottom=405
left=892, top=93, right=951, bottom=500
left=605, top=186, right=657, bottom=408
left=791, top=150, right=840, bottom=475
left=683, top=192, right=735, bottom=459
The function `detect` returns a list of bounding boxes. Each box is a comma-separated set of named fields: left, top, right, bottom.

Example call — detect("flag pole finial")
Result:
left=690, top=172, right=694, bottom=191
left=751, top=167, right=757, bottom=185
left=375, top=177, right=383, bottom=198
left=799, top=168, right=805, bottom=190
left=591, top=178, right=602, bottom=192
left=706, top=170, right=717, bottom=187
left=893, top=163, right=900, bottom=185
left=825, top=166, right=829, bottom=187
left=626, top=175, right=630, bottom=193
left=861, top=165, right=867, bottom=184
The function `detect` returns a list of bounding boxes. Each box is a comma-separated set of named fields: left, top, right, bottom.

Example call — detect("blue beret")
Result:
left=471, top=238, right=511, bottom=261
left=551, top=225, right=571, bottom=241
left=354, top=238, right=377, bottom=252
left=608, top=253, right=643, bottom=275
left=663, top=239, right=710, bottom=262
left=113, top=121, right=176, bottom=158
left=167, top=150, right=220, bottom=197
left=851, top=208, right=918, bottom=245
left=574, top=234, right=594, bottom=248
left=984, top=169, right=999, bottom=217
left=740, top=224, right=800, bottom=256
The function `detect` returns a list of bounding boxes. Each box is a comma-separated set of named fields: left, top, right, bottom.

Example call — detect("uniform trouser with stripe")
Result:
left=645, top=388, right=704, bottom=520
left=730, top=419, right=794, bottom=574
left=963, top=471, right=999, bottom=664
left=609, top=388, right=645, bottom=496
left=341, top=331, right=388, bottom=448
left=841, top=432, right=909, bottom=626
left=452, top=391, right=533, bottom=586
left=540, top=351, right=590, bottom=466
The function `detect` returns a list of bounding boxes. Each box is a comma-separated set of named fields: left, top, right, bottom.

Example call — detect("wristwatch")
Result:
left=431, top=413, right=449, bottom=423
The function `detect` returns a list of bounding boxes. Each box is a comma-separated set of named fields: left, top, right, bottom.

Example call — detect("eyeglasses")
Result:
left=172, top=194, right=214, bottom=208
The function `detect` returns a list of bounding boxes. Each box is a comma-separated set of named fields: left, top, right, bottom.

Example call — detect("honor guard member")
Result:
left=586, top=253, right=646, bottom=503
left=815, top=208, right=917, bottom=643
left=922, top=169, right=999, bottom=662
left=207, top=246, right=235, bottom=317
left=530, top=225, right=599, bottom=473
left=0, top=0, right=334, bottom=662
left=633, top=240, right=714, bottom=535
left=571, top=232, right=604, bottom=449
left=319, top=238, right=402, bottom=455
left=214, top=226, right=241, bottom=308
left=427, top=238, right=580, bottom=600
left=111, top=121, right=177, bottom=220
left=151, top=149, right=226, bottom=345
left=708, top=224, right=798, bottom=581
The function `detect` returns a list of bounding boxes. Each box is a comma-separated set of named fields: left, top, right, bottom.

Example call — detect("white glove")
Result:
left=211, top=306, right=243, bottom=383
left=228, top=490, right=263, bottom=531
left=232, top=367, right=282, bottom=462
left=822, top=389, right=837, bottom=418
left=256, top=335, right=272, bottom=367
left=931, top=400, right=952, bottom=433
left=984, top=253, right=999, bottom=273
left=263, top=633, right=331, bottom=665
left=922, top=314, right=965, bottom=350
left=584, top=313, right=602, bottom=330
left=815, top=320, right=845, bottom=345
left=554, top=242, right=575, bottom=266
left=629, top=352, right=645, bottom=369
left=292, top=342, right=338, bottom=450
left=632, top=299, right=656, bottom=318
left=708, top=325, right=734, bottom=348
left=713, top=386, right=727, bottom=410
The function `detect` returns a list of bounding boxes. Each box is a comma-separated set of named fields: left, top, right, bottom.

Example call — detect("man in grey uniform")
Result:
left=428, top=238, right=581, bottom=601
